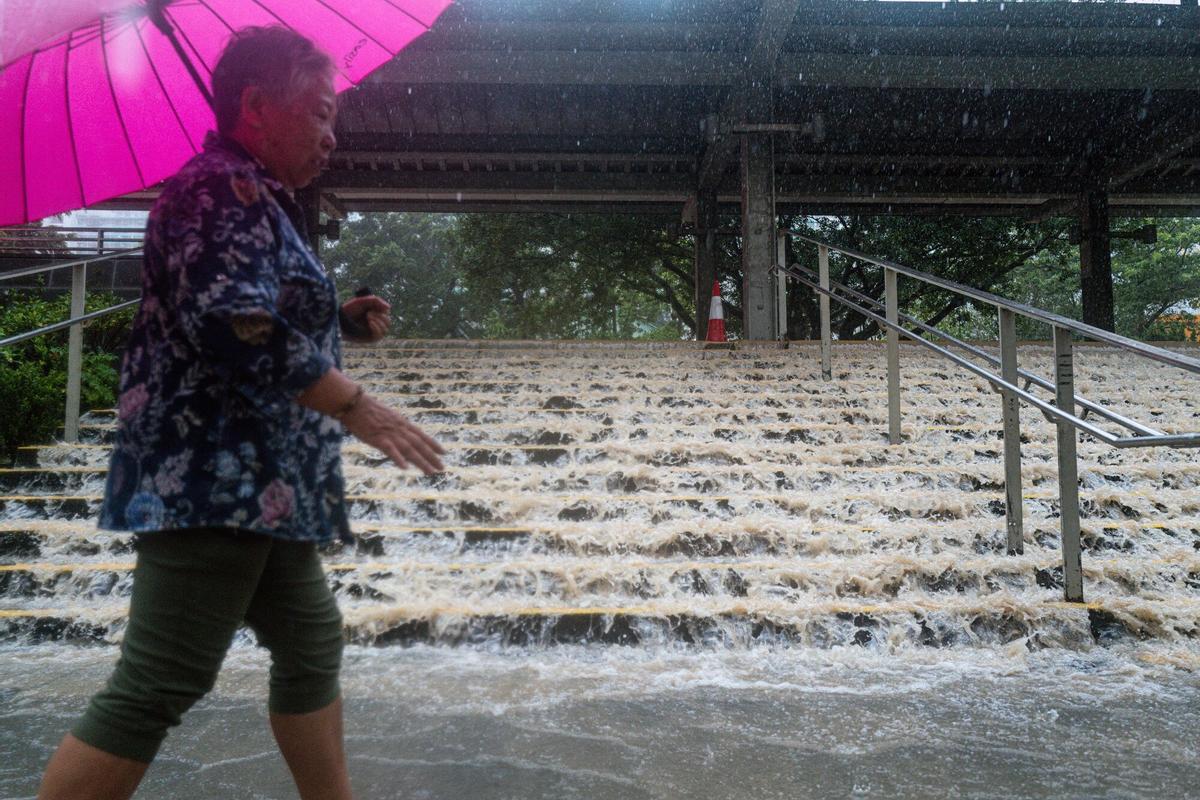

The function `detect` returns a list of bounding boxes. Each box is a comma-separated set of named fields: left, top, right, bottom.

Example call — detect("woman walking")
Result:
left=37, top=26, right=444, bottom=800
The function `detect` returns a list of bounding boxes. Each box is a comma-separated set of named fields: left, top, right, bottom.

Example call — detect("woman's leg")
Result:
left=38, top=529, right=273, bottom=800
left=37, top=735, right=147, bottom=800
left=269, top=696, right=353, bottom=800
left=244, top=539, right=351, bottom=800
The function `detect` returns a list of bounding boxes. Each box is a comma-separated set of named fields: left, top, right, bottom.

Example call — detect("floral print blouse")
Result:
left=99, top=133, right=352, bottom=544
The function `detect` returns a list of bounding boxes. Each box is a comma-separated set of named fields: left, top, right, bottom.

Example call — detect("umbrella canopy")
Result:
left=0, top=0, right=452, bottom=226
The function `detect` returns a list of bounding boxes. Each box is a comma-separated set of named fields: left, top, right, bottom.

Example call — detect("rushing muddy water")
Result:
left=3, top=644, right=1200, bottom=799
left=2, top=341, right=1200, bottom=796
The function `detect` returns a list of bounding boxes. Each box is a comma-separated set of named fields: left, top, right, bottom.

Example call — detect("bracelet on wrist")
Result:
left=332, top=386, right=365, bottom=420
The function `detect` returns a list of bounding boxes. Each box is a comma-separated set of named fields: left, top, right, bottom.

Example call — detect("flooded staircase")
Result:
left=3, top=340, right=1200, bottom=660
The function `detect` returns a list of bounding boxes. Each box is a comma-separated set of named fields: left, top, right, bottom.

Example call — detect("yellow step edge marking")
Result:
left=6, top=554, right=1197, bottom=575
left=0, top=600, right=1143, bottom=622
left=0, top=489, right=1192, bottom=507
left=1044, top=601, right=1104, bottom=611
left=1, top=519, right=1190, bottom=537
left=11, top=463, right=1200, bottom=481
left=0, top=467, right=106, bottom=475
left=72, top=421, right=1018, bottom=435
left=1137, top=652, right=1200, bottom=670
left=0, top=562, right=134, bottom=573
left=352, top=599, right=1147, bottom=619
left=0, top=609, right=60, bottom=619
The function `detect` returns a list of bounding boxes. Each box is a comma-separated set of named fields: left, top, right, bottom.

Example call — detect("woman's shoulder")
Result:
left=166, top=149, right=265, bottom=203
left=152, top=149, right=270, bottom=221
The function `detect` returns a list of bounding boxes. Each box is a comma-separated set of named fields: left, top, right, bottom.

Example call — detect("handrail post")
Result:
left=63, top=262, right=87, bottom=443
left=775, top=230, right=789, bottom=342
left=1053, top=325, right=1084, bottom=602
left=818, top=245, right=832, bottom=380
left=998, top=308, right=1024, bottom=554
left=885, top=266, right=901, bottom=444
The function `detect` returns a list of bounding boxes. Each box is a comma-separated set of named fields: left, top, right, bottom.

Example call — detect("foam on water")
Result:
left=4, top=341, right=1200, bottom=655
left=2, top=341, right=1200, bottom=796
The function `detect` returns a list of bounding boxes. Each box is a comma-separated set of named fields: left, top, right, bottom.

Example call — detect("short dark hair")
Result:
left=211, top=26, right=335, bottom=135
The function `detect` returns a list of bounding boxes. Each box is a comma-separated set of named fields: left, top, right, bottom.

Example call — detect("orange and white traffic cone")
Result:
left=705, top=280, right=734, bottom=349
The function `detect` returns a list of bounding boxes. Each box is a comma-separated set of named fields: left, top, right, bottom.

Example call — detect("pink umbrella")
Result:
left=0, top=0, right=452, bottom=226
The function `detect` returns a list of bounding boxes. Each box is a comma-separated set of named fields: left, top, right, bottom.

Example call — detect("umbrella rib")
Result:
left=161, top=5, right=216, bottom=78
left=375, top=0, right=435, bottom=32
left=310, top=0, right=396, bottom=58
left=100, top=16, right=146, bottom=189
left=18, top=54, right=33, bottom=223
left=245, top=0, right=354, bottom=86
left=63, top=32, right=87, bottom=210
left=193, top=0, right=236, bottom=35
left=132, top=20, right=200, bottom=155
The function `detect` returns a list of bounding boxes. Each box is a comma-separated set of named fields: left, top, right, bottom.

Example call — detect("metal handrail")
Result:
left=782, top=235, right=1200, bottom=604
left=0, top=247, right=142, bottom=444
left=791, top=233, right=1200, bottom=375
left=785, top=263, right=1165, bottom=439
left=0, top=299, right=140, bottom=349
left=0, top=247, right=143, bottom=283
left=781, top=263, right=1198, bottom=449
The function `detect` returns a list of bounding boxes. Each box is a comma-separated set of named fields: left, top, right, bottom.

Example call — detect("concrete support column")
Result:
left=295, top=186, right=322, bottom=258
left=740, top=133, right=777, bottom=340
left=693, top=192, right=718, bottom=341
left=1079, top=189, right=1114, bottom=332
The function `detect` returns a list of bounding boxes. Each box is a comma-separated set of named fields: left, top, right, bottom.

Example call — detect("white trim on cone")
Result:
left=709, top=295, right=724, bottom=320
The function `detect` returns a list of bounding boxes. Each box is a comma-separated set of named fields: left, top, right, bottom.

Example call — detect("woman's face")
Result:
left=256, top=73, right=338, bottom=190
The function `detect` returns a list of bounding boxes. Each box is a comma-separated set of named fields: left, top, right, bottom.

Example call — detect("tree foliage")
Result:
left=787, top=215, right=1070, bottom=341
left=324, top=210, right=1200, bottom=344
left=321, top=213, right=469, bottom=338
left=453, top=214, right=691, bottom=339
left=945, top=218, right=1200, bottom=341
left=0, top=220, right=74, bottom=257
left=0, top=294, right=134, bottom=463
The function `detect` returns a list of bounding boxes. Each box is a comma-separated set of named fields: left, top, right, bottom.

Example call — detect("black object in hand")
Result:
left=339, top=287, right=377, bottom=340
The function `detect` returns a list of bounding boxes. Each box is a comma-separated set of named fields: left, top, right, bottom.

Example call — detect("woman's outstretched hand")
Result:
left=341, top=394, right=445, bottom=475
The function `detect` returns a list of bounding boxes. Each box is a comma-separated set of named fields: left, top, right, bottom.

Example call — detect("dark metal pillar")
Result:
left=1079, top=189, right=1114, bottom=332
left=693, top=192, right=719, bottom=341
left=740, top=133, right=777, bottom=340
left=295, top=186, right=322, bottom=258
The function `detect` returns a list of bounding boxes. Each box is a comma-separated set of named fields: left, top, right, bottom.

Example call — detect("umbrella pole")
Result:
left=147, top=0, right=215, bottom=110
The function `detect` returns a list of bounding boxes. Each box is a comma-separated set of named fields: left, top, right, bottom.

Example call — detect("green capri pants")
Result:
left=72, top=527, right=344, bottom=763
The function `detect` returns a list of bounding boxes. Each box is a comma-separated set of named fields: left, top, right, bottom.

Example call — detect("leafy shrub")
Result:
left=0, top=293, right=135, bottom=463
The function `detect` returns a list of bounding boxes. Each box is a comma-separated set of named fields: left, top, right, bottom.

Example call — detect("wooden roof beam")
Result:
left=374, top=51, right=1200, bottom=91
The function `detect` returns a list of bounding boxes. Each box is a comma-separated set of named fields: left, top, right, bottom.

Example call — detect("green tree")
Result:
left=322, top=211, right=1198, bottom=345
left=454, top=213, right=692, bottom=339
left=322, top=213, right=470, bottom=338
left=0, top=220, right=74, bottom=257
left=0, top=294, right=134, bottom=462
left=787, top=215, right=1070, bottom=341
left=949, top=218, right=1200, bottom=341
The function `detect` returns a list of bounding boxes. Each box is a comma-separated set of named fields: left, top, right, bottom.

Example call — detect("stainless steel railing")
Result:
left=779, top=235, right=1200, bottom=602
left=0, top=226, right=145, bottom=256
left=0, top=248, right=142, bottom=442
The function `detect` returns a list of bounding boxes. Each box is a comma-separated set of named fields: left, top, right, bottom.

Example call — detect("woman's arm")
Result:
left=298, top=368, right=445, bottom=475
